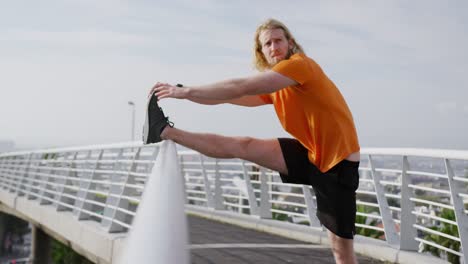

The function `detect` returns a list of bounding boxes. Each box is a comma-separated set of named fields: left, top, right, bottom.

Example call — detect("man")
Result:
left=145, top=18, right=360, bottom=264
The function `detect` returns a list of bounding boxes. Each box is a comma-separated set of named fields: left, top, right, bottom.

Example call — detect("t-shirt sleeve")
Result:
left=259, top=94, right=273, bottom=104
left=272, top=55, right=309, bottom=85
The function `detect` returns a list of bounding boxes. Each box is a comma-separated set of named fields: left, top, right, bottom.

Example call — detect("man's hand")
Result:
left=149, top=82, right=188, bottom=100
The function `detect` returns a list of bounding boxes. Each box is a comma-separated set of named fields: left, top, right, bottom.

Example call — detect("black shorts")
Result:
left=278, top=138, right=360, bottom=239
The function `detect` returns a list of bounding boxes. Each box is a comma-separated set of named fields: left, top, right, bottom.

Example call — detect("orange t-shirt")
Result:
left=260, top=53, right=360, bottom=172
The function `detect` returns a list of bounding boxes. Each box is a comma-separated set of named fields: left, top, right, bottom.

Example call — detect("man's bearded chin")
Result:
left=267, top=48, right=294, bottom=68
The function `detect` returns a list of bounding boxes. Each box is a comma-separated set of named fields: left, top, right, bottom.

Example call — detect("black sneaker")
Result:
left=142, top=93, right=174, bottom=144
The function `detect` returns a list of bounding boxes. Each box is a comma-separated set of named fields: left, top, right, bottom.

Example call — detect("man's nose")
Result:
left=270, top=42, right=278, bottom=51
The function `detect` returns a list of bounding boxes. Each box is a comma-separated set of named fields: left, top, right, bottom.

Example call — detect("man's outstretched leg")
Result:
left=143, top=95, right=287, bottom=173
left=161, top=126, right=288, bottom=175
left=327, top=230, right=358, bottom=264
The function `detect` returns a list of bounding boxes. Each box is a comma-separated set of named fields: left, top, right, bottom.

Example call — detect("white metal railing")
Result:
left=0, top=142, right=161, bottom=233
left=1, top=144, right=468, bottom=263
left=179, top=148, right=468, bottom=264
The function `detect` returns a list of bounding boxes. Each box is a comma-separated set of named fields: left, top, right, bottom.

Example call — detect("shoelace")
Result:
left=159, top=106, right=174, bottom=127
left=166, top=117, right=174, bottom=127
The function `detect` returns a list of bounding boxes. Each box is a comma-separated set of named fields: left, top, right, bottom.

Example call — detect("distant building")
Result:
left=0, top=140, right=15, bottom=153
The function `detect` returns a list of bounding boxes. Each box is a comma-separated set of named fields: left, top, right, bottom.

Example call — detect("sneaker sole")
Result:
left=142, top=93, right=154, bottom=144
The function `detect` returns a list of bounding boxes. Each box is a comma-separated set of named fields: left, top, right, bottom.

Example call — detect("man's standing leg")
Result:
left=327, top=231, right=358, bottom=264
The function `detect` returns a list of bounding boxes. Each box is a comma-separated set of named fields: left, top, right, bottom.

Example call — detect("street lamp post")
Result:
left=128, top=101, right=135, bottom=141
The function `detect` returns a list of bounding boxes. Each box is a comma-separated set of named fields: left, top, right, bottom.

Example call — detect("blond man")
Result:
left=145, top=18, right=360, bottom=264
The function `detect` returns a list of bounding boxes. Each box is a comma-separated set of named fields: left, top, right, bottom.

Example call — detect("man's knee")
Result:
left=328, top=231, right=353, bottom=250
left=327, top=231, right=356, bottom=262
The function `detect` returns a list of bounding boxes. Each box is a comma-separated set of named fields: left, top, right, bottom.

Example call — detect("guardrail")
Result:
left=1, top=144, right=467, bottom=263
left=0, top=142, right=161, bottom=234
left=179, top=148, right=468, bottom=263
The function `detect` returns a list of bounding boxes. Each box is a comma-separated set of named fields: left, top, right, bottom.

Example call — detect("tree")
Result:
left=51, top=239, right=93, bottom=264
left=355, top=204, right=383, bottom=239
left=422, top=209, right=460, bottom=264
left=271, top=204, right=289, bottom=221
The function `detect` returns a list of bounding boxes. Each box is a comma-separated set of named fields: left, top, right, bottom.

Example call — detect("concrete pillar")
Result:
left=0, top=212, right=7, bottom=251
left=30, top=226, right=52, bottom=264
left=0, top=212, right=29, bottom=255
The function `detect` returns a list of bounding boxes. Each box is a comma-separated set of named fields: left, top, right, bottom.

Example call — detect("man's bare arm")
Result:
left=151, top=71, right=297, bottom=101
left=187, top=95, right=267, bottom=107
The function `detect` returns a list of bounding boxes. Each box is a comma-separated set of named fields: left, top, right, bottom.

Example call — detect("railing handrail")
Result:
left=5, top=144, right=468, bottom=160
left=0, top=141, right=146, bottom=157
left=181, top=147, right=468, bottom=160
left=363, top=147, right=468, bottom=160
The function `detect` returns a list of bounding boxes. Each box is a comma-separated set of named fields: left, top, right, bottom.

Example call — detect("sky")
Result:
left=1, top=0, right=467, bottom=151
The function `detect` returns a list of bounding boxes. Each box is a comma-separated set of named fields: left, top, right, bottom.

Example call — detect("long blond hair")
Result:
left=253, top=18, right=305, bottom=71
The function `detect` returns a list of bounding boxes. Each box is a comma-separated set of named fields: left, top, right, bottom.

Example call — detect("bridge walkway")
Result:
left=189, top=215, right=384, bottom=264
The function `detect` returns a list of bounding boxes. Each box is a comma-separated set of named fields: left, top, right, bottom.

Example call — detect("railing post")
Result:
left=7, top=156, right=17, bottom=191
left=27, top=154, right=42, bottom=200
left=2, top=156, right=21, bottom=193
left=101, top=149, right=124, bottom=229
left=11, top=155, right=25, bottom=194
left=55, top=152, right=78, bottom=211
left=2, top=156, right=14, bottom=192
left=259, top=168, right=272, bottom=219
left=179, top=152, right=189, bottom=205
left=302, top=185, right=322, bottom=228
left=39, top=154, right=57, bottom=205
left=199, top=154, right=214, bottom=208
left=241, top=160, right=259, bottom=216
left=368, top=154, right=399, bottom=247
left=17, top=154, right=33, bottom=197
left=0, top=157, right=6, bottom=189
left=106, top=148, right=139, bottom=232
left=13, top=154, right=27, bottom=194
left=213, top=159, right=224, bottom=210
left=399, top=156, right=419, bottom=250
left=74, top=150, right=103, bottom=219
left=445, top=159, right=468, bottom=263
left=7, top=156, right=19, bottom=192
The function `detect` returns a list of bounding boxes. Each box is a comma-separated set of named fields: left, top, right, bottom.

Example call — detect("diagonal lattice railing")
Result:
left=0, top=142, right=161, bottom=234
left=179, top=148, right=468, bottom=263
left=1, top=144, right=467, bottom=263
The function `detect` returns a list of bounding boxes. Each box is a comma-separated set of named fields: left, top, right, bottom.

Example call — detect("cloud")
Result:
left=435, top=101, right=458, bottom=115
left=436, top=102, right=468, bottom=117
left=2, top=29, right=160, bottom=48
left=1, top=1, right=468, bottom=149
left=464, top=105, right=468, bottom=116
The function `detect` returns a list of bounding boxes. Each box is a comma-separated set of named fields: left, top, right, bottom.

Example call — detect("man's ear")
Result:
left=288, top=38, right=295, bottom=51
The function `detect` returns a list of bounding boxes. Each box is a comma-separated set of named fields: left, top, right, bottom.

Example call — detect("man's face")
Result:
left=259, top=28, right=293, bottom=67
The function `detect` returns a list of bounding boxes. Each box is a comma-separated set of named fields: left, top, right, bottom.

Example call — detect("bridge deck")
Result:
left=189, top=215, right=384, bottom=264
